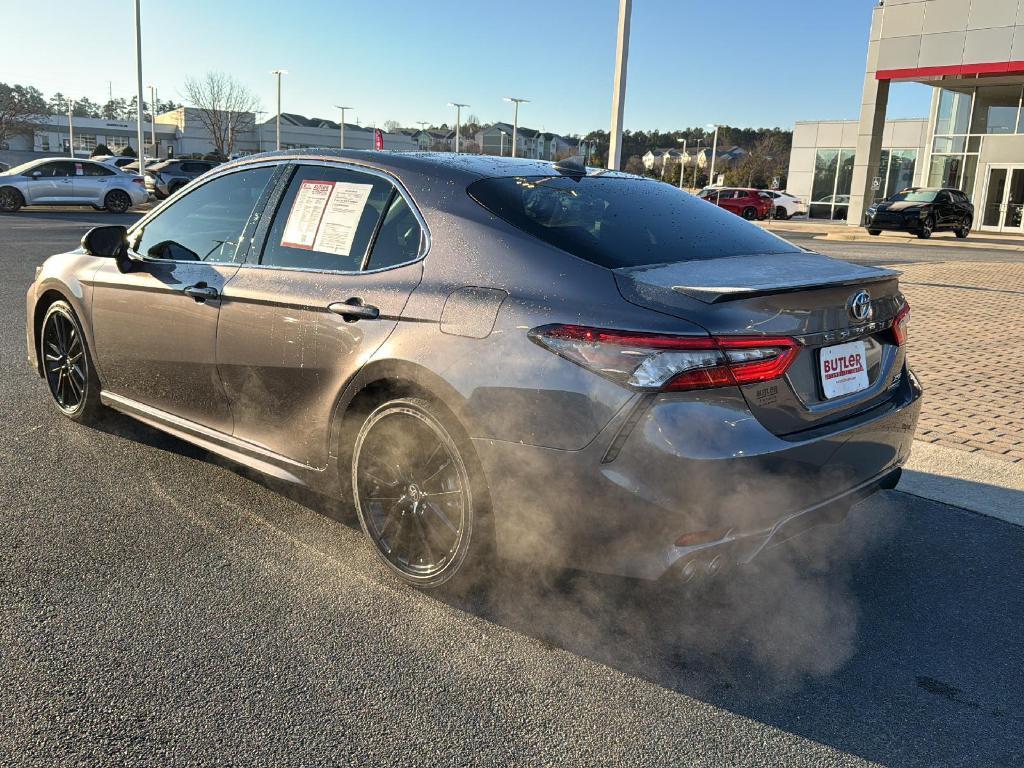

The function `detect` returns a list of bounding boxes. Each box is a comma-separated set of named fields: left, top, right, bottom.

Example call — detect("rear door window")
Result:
left=364, top=194, right=423, bottom=270
left=260, top=164, right=395, bottom=272
left=468, top=175, right=799, bottom=268
left=81, top=163, right=115, bottom=176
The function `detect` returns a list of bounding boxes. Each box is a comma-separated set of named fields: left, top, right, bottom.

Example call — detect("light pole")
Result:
left=503, top=97, right=528, bottom=158
left=148, top=84, right=157, bottom=158
left=255, top=111, right=266, bottom=153
left=448, top=102, right=468, bottom=153
left=133, top=0, right=145, bottom=164
left=271, top=69, right=287, bottom=151
left=677, top=138, right=687, bottom=190
left=608, top=0, right=632, bottom=170
left=67, top=100, right=75, bottom=158
left=707, top=123, right=720, bottom=188
left=334, top=105, right=352, bottom=149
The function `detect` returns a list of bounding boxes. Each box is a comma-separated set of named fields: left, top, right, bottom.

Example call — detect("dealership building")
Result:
left=787, top=0, right=1024, bottom=232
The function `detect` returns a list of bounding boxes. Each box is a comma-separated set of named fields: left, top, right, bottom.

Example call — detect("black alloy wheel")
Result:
left=917, top=214, right=934, bottom=239
left=352, top=398, right=480, bottom=588
left=956, top=218, right=971, bottom=238
left=742, top=206, right=757, bottom=220
left=0, top=187, right=23, bottom=212
left=41, top=304, right=90, bottom=417
left=775, top=206, right=789, bottom=220
left=105, top=189, right=131, bottom=213
left=868, top=229, right=881, bottom=236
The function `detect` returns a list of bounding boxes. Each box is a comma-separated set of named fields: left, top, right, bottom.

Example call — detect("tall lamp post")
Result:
left=271, top=69, right=288, bottom=151
left=448, top=102, right=468, bottom=153
left=677, top=137, right=687, bottom=190
left=334, top=105, right=352, bottom=149
left=706, top=123, right=721, bottom=188
left=133, top=0, right=145, bottom=164
left=607, top=0, right=632, bottom=170
left=503, top=97, right=528, bottom=158
left=67, top=100, right=75, bottom=158
left=148, top=84, right=158, bottom=158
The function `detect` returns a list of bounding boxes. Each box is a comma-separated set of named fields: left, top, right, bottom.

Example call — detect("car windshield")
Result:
left=468, top=175, right=799, bottom=269
left=889, top=190, right=938, bottom=203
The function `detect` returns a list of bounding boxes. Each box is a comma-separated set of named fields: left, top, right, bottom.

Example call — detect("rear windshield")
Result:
left=468, top=176, right=799, bottom=268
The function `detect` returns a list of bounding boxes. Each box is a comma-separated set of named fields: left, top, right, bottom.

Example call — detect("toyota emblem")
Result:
left=848, top=290, right=872, bottom=322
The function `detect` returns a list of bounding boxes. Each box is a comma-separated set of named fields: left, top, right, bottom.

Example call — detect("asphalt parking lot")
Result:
left=2, top=209, right=1023, bottom=767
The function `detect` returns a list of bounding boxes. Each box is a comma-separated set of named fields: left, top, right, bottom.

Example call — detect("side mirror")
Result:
left=81, top=225, right=140, bottom=273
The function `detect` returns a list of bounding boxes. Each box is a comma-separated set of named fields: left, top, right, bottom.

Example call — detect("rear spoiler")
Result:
left=621, top=252, right=899, bottom=304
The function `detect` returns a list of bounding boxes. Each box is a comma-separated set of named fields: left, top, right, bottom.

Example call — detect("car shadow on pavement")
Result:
left=91, top=411, right=1024, bottom=766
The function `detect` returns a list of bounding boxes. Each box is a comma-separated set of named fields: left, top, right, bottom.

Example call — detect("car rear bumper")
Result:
left=474, top=365, right=922, bottom=580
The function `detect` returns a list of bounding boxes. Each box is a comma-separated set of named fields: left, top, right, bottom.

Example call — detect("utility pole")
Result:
left=503, top=97, right=528, bottom=158
left=334, top=105, right=352, bottom=149
left=133, top=0, right=145, bottom=164
left=271, top=69, right=287, bottom=150
left=148, top=85, right=157, bottom=158
left=448, top=102, right=468, bottom=153
left=607, top=0, right=632, bottom=170
left=67, top=100, right=75, bottom=158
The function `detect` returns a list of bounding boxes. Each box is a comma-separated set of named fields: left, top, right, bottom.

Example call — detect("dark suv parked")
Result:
left=145, top=159, right=218, bottom=199
left=864, top=187, right=973, bottom=239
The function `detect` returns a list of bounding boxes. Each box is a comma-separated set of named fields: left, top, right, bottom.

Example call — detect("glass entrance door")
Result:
left=980, top=165, right=1024, bottom=232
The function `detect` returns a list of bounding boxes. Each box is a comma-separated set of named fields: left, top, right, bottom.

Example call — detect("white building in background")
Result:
left=790, top=0, right=1024, bottom=233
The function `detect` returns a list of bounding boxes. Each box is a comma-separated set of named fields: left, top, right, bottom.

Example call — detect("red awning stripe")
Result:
left=877, top=60, right=1024, bottom=80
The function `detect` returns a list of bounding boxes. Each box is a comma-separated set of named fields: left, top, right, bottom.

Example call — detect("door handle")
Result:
left=183, top=283, right=219, bottom=302
left=328, top=298, right=380, bottom=321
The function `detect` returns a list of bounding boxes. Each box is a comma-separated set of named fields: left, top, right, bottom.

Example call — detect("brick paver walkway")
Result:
left=896, top=261, right=1024, bottom=463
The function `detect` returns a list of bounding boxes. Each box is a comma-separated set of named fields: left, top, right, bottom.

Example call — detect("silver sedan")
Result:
left=0, top=158, right=149, bottom=213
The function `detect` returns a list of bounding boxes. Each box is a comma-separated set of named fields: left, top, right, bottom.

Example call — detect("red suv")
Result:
left=698, top=188, right=772, bottom=220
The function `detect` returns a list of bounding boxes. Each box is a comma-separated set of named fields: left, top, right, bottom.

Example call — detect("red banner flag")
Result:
left=374, top=129, right=384, bottom=150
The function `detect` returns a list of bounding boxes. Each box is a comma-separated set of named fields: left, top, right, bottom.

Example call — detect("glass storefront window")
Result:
left=936, top=89, right=973, bottom=135
left=970, top=85, right=1022, bottom=135
left=886, top=149, right=917, bottom=198
left=933, top=136, right=966, bottom=153
left=928, top=155, right=963, bottom=188
left=809, top=149, right=854, bottom=219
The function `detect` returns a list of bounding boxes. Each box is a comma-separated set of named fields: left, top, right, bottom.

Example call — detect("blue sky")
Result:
left=0, top=0, right=930, bottom=134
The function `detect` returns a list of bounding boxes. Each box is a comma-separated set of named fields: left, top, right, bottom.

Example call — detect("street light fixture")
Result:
left=270, top=69, right=288, bottom=151
left=677, top=137, right=687, bottom=190
left=448, top=102, right=469, bottom=153
left=608, top=0, right=632, bottom=170
left=503, top=97, right=529, bottom=158
left=334, top=105, right=352, bottom=149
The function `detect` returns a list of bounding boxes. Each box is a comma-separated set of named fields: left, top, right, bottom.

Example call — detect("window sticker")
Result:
left=280, top=179, right=374, bottom=255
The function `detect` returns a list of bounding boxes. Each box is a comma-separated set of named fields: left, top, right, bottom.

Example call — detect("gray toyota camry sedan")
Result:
left=25, top=150, right=921, bottom=589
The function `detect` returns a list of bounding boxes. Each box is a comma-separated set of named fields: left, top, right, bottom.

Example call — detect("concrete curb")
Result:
left=817, top=233, right=1024, bottom=251
left=898, top=441, right=1024, bottom=527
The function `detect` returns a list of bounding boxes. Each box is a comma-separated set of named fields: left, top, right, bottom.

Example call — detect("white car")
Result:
left=760, top=190, right=806, bottom=219
left=91, top=155, right=140, bottom=172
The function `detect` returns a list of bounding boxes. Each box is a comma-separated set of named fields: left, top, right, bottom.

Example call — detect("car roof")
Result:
left=214, top=149, right=635, bottom=183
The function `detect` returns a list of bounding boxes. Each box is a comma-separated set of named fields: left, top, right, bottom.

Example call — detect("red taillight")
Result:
left=131, top=176, right=145, bottom=186
left=892, top=302, right=911, bottom=345
left=528, top=324, right=799, bottom=392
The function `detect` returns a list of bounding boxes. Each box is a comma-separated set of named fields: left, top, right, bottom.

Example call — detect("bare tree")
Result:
left=0, top=83, right=48, bottom=148
left=383, top=119, right=402, bottom=133
left=182, top=72, right=261, bottom=159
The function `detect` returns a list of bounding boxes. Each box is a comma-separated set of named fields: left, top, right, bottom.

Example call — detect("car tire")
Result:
left=867, top=229, right=881, bottom=236
left=351, top=396, right=492, bottom=591
left=0, top=186, right=24, bottom=213
left=39, top=301, right=104, bottom=424
left=104, top=190, right=132, bottom=214
left=955, top=218, right=971, bottom=239
left=742, top=206, right=757, bottom=220
left=775, top=206, right=789, bottom=220
left=917, top=215, right=934, bottom=239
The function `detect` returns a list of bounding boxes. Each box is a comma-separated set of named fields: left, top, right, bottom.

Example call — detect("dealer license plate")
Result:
left=819, top=340, right=869, bottom=400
